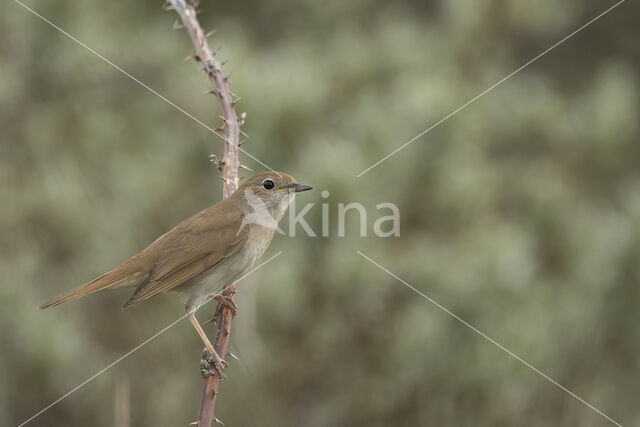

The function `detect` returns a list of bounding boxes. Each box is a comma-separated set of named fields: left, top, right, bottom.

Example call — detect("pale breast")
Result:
left=180, top=224, right=276, bottom=311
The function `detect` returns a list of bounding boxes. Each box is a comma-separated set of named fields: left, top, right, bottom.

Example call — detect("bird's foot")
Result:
left=212, top=293, right=238, bottom=318
left=200, top=348, right=228, bottom=380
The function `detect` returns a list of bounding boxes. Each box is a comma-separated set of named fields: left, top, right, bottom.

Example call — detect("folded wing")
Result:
left=122, top=203, right=248, bottom=307
left=40, top=200, right=248, bottom=310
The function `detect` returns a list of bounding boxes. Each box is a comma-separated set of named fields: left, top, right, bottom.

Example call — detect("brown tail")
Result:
left=40, top=261, right=147, bottom=309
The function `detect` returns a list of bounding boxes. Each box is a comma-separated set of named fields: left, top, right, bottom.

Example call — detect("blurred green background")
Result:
left=1, top=0, right=639, bottom=425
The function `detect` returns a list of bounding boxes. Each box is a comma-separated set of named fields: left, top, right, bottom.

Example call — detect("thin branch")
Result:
left=166, top=1, right=241, bottom=426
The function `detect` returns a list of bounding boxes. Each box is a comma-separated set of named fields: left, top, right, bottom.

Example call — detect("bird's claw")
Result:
left=213, top=294, right=238, bottom=317
left=200, top=348, right=226, bottom=380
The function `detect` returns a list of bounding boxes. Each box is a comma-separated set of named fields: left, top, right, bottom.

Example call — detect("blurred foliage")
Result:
left=1, top=0, right=639, bottom=425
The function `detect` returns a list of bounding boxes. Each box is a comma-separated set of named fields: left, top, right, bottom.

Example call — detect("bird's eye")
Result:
left=262, top=179, right=275, bottom=190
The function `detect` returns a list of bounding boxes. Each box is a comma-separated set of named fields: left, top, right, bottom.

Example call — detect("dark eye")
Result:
left=262, top=179, right=275, bottom=190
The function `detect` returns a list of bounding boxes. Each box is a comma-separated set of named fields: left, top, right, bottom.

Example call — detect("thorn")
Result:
left=238, top=138, right=247, bottom=146
left=220, top=59, right=229, bottom=67
left=203, top=89, right=220, bottom=96
left=162, top=1, right=173, bottom=11
left=189, top=422, right=198, bottom=425
left=228, top=351, right=240, bottom=361
left=220, top=176, right=229, bottom=184
left=184, top=53, right=197, bottom=61
left=214, top=417, right=225, bottom=425
left=239, top=164, right=254, bottom=173
left=240, top=130, right=249, bottom=138
left=206, top=29, right=217, bottom=38
left=172, top=20, right=183, bottom=30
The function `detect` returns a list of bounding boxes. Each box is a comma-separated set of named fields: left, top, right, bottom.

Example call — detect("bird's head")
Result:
left=233, top=171, right=312, bottom=221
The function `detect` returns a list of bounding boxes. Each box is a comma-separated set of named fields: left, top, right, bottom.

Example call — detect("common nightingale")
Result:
left=41, top=171, right=312, bottom=377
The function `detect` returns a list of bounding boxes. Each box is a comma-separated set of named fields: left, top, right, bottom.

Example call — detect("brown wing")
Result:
left=122, top=201, right=249, bottom=307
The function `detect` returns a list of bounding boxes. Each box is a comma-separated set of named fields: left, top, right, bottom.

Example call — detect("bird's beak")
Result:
left=294, top=183, right=313, bottom=193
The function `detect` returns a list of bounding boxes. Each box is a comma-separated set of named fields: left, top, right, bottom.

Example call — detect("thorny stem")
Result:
left=166, top=0, right=242, bottom=425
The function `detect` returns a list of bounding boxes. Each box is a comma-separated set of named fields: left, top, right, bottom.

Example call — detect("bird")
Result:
left=40, top=171, right=312, bottom=377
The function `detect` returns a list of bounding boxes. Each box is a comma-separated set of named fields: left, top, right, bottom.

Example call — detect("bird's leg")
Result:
left=188, top=313, right=227, bottom=379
